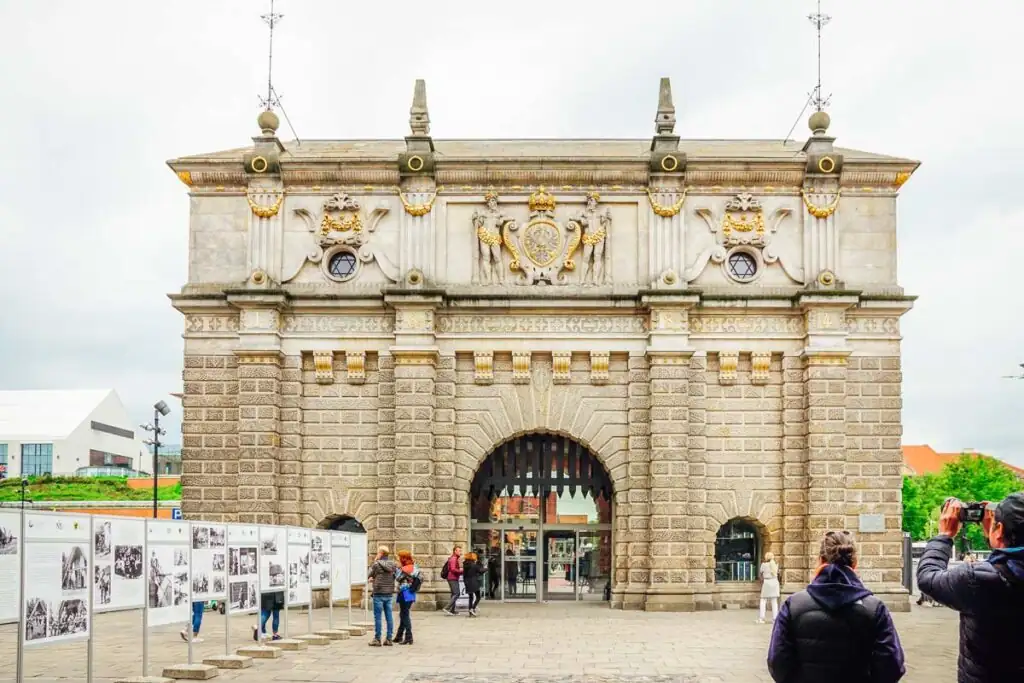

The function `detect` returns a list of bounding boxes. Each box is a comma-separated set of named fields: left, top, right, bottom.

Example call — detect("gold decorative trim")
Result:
left=502, top=221, right=522, bottom=272
left=718, top=351, right=738, bottom=385
left=399, top=191, right=436, bottom=217
left=751, top=351, right=771, bottom=385
left=801, top=189, right=841, bottom=219
left=393, top=351, right=435, bottom=366
left=646, top=189, right=686, bottom=218
left=563, top=221, right=582, bottom=271
left=407, top=155, right=425, bottom=172
left=893, top=171, right=912, bottom=188
left=512, top=351, right=532, bottom=384
left=176, top=171, right=193, bottom=186
left=581, top=228, right=606, bottom=246
left=590, top=351, right=610, bottom=384
left=528, top=187, right=556, bottom=213
left=476, top=225, right=502, bottom=246
left=805, top=354, right=848, bottom=366
left=313, top=351, right=334, bottom=385
left=320, top=211, right=362, bottom=234
left=251, top=156, right=269, bottom=173
left=473, top=351, right=494, bottom=385
left=817, top=156, right=836, bottom=174
left=660, top=154, right=679, bottom=172
left=250, top=269, right=267, bottom=285
left=346, top=350, right=367, bottom=382
left=246, top=191, right=285, bottom=219
left=722, top=210, right=765, bottom=238
left=235, top=352, right=282, bottom=365
left=552, top=352, right=572, bottom=384
left=817, top=270, right=836, bottom=287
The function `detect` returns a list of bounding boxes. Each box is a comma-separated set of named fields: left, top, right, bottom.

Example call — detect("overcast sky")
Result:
left=0, top=1, right=1020, bottom=467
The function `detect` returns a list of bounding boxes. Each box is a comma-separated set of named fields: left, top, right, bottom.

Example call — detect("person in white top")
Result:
left=758, top=552, right=780, bottom=624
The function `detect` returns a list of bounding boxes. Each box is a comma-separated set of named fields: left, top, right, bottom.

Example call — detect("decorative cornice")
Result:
left=436, top=168, right=649, bottom=186
left=235, top=350, right=284, bottom=365
left=685, top=169, right=804, bottom=187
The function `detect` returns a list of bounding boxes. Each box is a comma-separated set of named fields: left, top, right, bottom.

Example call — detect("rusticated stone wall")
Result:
left=181, top=354, right=239, bottom=521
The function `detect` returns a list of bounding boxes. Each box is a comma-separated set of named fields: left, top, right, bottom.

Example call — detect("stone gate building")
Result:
left=170, top=79, right=917, bottom=610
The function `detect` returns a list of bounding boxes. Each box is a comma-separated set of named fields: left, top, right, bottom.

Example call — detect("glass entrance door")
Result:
left=502, top=529, right=538, bottom=600
left=544, top=531, right=576, bottom=600
left=575, top=529, right=612, bottom=602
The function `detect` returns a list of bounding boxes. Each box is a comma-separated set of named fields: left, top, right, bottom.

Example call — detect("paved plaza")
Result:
left=1, top=603, right=959, bottom=683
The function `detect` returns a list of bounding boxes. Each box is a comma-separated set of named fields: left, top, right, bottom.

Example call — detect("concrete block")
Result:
left=202, top=654, right=253, bottom=669
left=235, top=645, right=282, bottom=659
left=113, top=677, right=174, bottom=683
left=295, top=633, right=331, bottom=646
left=161, top=664, right=219, bottom=680
left=315, top=629, right=351, bottom=640
left=341, top=626, right=367, bottom=636
left=272, top=638, right=309, bottom=651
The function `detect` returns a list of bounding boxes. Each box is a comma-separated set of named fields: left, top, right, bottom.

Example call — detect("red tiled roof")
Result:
left=903, top=445, right=1024, bottom=478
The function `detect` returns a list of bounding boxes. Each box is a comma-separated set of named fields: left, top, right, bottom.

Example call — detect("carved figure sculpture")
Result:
left=571, top=192, right=610, bottom=285
left=472, top=191, right=513, bottom=284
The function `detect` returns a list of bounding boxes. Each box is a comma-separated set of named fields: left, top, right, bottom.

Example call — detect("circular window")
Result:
left=727, top=251, right=758, bottom=281
left=327, top=251, right=358, bottom=281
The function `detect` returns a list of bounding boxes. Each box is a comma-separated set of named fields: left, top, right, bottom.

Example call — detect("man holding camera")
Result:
left=916, top=493, right=1024, bottom=683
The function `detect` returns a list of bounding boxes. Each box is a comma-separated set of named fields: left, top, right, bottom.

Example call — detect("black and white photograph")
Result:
left=94, top=565, right=111, bottom=605
left=289, top=589, right=296, bottom=603
left=212, top=553, right=225, bottom=571
left=0, top=524, right=16, bottom=555
left=173, top=548, right=188, bottom=567
left=192, top=572, right=209, bottom=595
left=289, top=563, right=298, bottom=589
left=93, top=521, right=111, bottom=560
left=54, top=599, right=88, bottom=637
left=114, top=544, right=143, bottom=579
left=311, top=535, right=323, bottom=553
left=25, top=598, right=49, bottom=641
left=319, top=568, right=331, bottom=585
left=61, top=545, right=88, bottom=591
left=268, top=562, right=285, bottom=587
left=173, top=571, right=189, bottom=605
left=148, top=550, right=172, bottom=608
left=191, top=525, right=209, bottom=550
left=213, top=576, right=225, bottom=594
left=261, top=537, right=278, bottom=556
left=229, top=579, right=257, bottom=612
left=209, top=527, right=226, bottom=548
left=229, top=547, right=256, bottom=576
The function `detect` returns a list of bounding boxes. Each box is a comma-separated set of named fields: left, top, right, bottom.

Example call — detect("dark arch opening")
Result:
left=318, top=514, right=365, bottom=533
left=714, top=518, right=763, bottom=582
left=469, top=433, right=613, bottom=503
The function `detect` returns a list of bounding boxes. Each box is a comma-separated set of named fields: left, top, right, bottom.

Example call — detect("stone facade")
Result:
left=169, top=80, right=917, bottom=610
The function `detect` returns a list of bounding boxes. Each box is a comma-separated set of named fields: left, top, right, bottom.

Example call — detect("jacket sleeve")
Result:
left=766, top=597, right=796, bottom=683
left=870, top=602, right=906, bottom=683
left=916, top=536, right=979, bottom=612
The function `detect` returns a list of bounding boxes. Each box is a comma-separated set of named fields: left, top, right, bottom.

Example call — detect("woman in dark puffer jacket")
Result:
left=767, top=530, right=905, bottom=683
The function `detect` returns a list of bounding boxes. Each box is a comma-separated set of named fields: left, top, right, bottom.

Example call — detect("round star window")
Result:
left=327, top=251, right=357, bottom=281
left=727, top=252, right=758, bottom=282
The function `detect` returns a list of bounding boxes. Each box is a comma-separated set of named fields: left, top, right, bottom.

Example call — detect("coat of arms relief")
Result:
left=472, top=188, right=609, bottom=286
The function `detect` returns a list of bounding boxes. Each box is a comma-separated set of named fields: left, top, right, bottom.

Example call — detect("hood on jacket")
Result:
left=988, top=546, right=1024, bottom=581
left=806, top=564, right=873, bottom=611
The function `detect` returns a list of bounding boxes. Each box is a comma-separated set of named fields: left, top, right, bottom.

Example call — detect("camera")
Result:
left=944, top=497, right=992, bottom=524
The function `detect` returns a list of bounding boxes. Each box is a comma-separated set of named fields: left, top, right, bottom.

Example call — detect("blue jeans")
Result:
left=372, top=595, right=393, bottom=641
left=259, top=607, right=280, bottom=635
left=191, top=601, right=204, bottom=635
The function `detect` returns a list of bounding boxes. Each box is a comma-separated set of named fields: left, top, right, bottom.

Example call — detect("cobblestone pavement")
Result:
left=0, top=602, right=959, bottom=682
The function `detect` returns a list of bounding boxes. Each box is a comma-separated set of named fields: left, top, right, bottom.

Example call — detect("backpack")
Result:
left=409, top=572, right=423, bottom=593
left=440, top=558, right=450, bottom=580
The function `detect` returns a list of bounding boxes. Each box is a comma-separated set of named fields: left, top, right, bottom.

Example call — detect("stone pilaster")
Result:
left=684, top=353, right=711, bottom=607
left=780, top=353, right=809, bottom=591
left=617, top=353, right=650, bottom=610
left=277, top=355, right=303, bottom=526
left=374, top=353, right=397, bottom=552
left=236, top=350, right=283, bottom=525
left=433, top=353, right=458, bottom=591
left=392, top=351, right=437, bottom=555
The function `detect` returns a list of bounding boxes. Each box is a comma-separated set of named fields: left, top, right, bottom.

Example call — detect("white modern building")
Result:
left=0, top=390, right=148, bottom=478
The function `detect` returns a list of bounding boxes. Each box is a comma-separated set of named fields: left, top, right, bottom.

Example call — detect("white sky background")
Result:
left=0, top=1, right=1021, bottom=466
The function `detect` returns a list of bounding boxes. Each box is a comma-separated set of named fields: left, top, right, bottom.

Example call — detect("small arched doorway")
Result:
left=468, top=433, right=613, bottom=605
left=714, top=518, right=762, bottom=583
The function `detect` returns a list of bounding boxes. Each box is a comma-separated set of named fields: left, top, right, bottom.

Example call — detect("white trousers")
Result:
left=759, top=597, right=779, bottom=621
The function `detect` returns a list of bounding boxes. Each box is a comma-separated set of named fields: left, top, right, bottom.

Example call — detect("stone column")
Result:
left=780, top=353, right=809, bottom=592
left=685, top=353, right=711, bottom=607
left=277, top=355, right=304, bottom=526
left=617, top=352, right=650, bottom=610
left=642, top=294, right=697, bottom=611
left=236, top=350, right=283, bottom=525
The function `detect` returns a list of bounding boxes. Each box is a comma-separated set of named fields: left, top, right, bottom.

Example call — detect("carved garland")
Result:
left=646, top=189, right=686, bottom=217
left=398, top=191, right=436, bottom=217
left=801, top=189, right=841, bottom=219
left=246, top=191, right=285, bottom=218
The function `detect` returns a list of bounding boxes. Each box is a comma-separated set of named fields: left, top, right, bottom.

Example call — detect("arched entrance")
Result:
left=468, top=433, right=613, bottom=605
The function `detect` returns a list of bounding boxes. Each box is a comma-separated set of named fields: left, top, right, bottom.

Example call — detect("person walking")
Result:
left=767, top=530, right=905, bottom=683
left=917, top=494, right=1024, bottom=683
left=368, top=545, right=398, bottom=646
left=462, top=552, right=485, bottom=616
left=487, top=549, right=500, bottom=599
left=394, top=550, right=421, bottom=645
left=441, top=545, right=463, bottom=615
left=758, top=552, right=780, bottom=624
left=181, top=601, right=205, bottom=643
left=252, top=590, right=283, bottom=642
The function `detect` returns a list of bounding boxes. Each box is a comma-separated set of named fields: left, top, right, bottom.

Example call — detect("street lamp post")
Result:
left=141, top=400, right=171, bottom=519
left=20, top=478, right=28, bottom=511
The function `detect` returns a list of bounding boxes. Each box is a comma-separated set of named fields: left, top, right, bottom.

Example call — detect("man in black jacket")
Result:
left=917, top=492, right=1024, bottom=683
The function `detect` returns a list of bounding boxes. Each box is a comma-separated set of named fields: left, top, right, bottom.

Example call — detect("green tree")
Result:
left=902, top=473, right=943, bottom=541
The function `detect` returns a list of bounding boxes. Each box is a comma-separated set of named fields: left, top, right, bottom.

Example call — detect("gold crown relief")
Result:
left=484, top=189, right=499, bottom=202
left=528, top=186, right=556, bottom=212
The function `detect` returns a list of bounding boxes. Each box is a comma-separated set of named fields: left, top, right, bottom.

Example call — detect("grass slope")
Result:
left=0, top=476, right=181, bottom=502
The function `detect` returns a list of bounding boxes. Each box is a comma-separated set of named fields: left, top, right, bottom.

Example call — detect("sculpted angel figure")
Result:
left=472, top=191, right=513, bottom=284
left=574, top=192, right=610, bottom=285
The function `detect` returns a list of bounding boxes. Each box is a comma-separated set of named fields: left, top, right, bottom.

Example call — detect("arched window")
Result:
left=320, top=514, right=365, bottom=533
left=714, top=519, right=760, bottom=582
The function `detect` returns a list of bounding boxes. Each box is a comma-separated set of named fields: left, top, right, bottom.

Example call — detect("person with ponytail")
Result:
left=766, top=531, right=905, bottom=683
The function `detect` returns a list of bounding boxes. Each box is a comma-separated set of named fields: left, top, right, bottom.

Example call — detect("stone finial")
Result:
left=410, top=79, right=430, bottom=136
left=655, top=77, right=676, bottom=135
left=808, top=110, right=831, bottom=137
left=257, top=109, right=280, bottom=136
